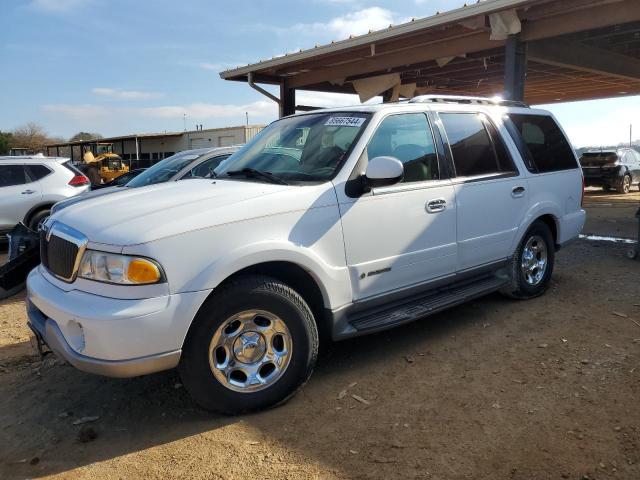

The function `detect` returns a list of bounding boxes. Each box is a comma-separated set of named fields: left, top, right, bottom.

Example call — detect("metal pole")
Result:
left=504, top=34, right=527, bottom=101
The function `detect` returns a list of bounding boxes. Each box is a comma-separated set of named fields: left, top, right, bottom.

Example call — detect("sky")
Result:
left=1, top=0, right=638, bottom=148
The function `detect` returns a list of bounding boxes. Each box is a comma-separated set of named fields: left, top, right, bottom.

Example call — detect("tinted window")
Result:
left=25, top=164, right=52, bottom=181
left=508, top=114, right=577, bottom=172
left=184, top=154, right=230, bottom=179
left=366, top=113, right=439, bottom=183
left=440, top=113, right=513, bottom=177
left=0, top=165, right=28, bottom=187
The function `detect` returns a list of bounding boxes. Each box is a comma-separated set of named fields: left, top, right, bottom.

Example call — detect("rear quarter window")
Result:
left=25, top=164, right=52, bottom=181
left=507, top=114, right=577, bottom=173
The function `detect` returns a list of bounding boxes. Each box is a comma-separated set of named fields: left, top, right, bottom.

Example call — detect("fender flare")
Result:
left=182, top=240, right=351, bottom=310
left=511, top=201, right=561, bottom=253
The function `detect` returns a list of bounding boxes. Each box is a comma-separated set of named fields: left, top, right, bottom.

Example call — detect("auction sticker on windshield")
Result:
left=325, top=117, right=367, bottom=127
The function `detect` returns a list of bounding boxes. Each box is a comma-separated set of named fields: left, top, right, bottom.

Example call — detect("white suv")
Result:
left=0, top=156, right=90, bottom=234
left=26, top=96, right=585, bottom=414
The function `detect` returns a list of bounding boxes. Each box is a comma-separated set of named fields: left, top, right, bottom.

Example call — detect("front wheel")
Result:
left=179, top=275, right=318, bottom=415
left=501, top=221, right=555, bottom=299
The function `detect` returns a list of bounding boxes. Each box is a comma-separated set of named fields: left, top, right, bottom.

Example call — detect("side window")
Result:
left=366, top=113, right=439, bottom=183
left=25, top=164, right=52, bottom=181
left=0, top=165, right=28, bottom=187
left=507, top=114, right=577, bottom=172
left=440, top=113, right=515, bottom=177
left=185, top=154, right=230, bottom=178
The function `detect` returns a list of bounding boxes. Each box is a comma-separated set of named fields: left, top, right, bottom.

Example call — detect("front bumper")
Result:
left=26, top=267, right=211, bottom=378
left=27, top=308, right=181, bottom=377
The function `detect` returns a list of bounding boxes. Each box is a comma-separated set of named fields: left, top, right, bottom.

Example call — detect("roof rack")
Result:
left=409, top=95, right=529, bottom=108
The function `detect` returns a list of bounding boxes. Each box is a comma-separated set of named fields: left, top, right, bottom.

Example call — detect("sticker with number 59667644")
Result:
left=324, top=117, right=366, bottom=127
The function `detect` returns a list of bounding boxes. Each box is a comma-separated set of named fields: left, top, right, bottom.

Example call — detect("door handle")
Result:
left=21, top=189, right=36, bottom=195
left=511, top=186, right=526, bottom=198
left=426, top=198, right=446, bottom=213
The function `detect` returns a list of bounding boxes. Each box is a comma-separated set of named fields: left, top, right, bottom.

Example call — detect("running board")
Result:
left=348, top=274, right=509, bottom=333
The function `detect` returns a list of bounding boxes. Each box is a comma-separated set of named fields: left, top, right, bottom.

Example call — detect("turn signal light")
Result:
left=127, top=259, right=162, bottom=284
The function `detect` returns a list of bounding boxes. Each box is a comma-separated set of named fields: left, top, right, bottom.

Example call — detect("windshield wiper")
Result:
left=226, top=168, right=289, bottom=185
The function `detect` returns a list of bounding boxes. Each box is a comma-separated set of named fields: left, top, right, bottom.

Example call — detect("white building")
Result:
left=46, top=125, right=265, bottom=168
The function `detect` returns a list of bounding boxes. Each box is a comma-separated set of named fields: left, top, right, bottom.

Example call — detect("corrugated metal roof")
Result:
left=219, top=0, right=539, bottom=79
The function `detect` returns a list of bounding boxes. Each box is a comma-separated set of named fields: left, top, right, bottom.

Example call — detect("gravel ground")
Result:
left=0, top=191, right=639, bottom=480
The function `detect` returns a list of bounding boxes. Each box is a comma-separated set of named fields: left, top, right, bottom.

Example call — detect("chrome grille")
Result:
left=40, top=222, right=88, bottom=282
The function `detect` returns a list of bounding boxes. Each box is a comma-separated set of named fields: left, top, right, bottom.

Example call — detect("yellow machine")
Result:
left=83, top=143, right=129, bottom=183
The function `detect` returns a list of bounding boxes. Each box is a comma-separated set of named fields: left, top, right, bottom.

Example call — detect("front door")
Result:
left=437, top=112, right=529, bottom=271
left=337, top=112, right=458, bottom=301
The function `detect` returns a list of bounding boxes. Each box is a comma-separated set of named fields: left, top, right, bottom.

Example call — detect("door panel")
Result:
left=339, top=181, right=457, bottom=300
left=454, top=177, right=529, bottom=270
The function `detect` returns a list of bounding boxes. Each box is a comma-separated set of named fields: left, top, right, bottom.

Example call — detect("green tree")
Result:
left=69, top=132, right=103, bottom=142
left=0, top=131, right=12, bottom=154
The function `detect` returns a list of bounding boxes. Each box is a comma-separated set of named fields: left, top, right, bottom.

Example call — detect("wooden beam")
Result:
left=529, top=39, right=640, bottom=81
left=288, top=31, right=501, bottom=88
left=521, top=0, right=640, bottom=42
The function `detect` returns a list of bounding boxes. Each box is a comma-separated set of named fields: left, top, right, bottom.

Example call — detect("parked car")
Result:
left=579, top=148, right=640, bottom=194
left=0, top=156, right=89, bottom=235
left=91, top=168, right=147, bottom=190
left=50, top=146, right=240, bottom=215
left=26, top=96, right=585, bottom=414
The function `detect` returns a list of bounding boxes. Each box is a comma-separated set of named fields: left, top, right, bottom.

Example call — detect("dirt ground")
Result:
left=1, top=190, right=639, bottom=480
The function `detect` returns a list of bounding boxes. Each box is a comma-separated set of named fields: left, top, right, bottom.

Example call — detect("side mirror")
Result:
left=365, top=156, right=404, bottom=189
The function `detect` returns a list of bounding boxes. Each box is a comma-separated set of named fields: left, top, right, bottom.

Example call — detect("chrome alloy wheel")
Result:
left=521, top=235, right=548, bottom=286
left=208, top=310, right=292, bottom=393
left=623, top=175, right=631, bottom=194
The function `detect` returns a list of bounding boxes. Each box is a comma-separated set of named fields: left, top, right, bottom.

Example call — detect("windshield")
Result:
left=127, top=151, right=207, bottom=187
left=215, top=112, right=371, bottom=183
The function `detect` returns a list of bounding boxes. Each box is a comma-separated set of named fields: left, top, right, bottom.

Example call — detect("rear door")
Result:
left=437, top=111, right=528, bottom=271
left=0, top=164, right=41, bottom=230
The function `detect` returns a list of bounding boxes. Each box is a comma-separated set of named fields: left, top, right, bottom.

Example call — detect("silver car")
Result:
left=50, top=146, right=240, bottom=215
left=0, top=155, right=90, bottom=234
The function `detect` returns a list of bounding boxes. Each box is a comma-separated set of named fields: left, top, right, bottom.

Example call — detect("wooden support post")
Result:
left=504, top=34, right=527, bottom=101
left=279, top=80, right=296, bottom=117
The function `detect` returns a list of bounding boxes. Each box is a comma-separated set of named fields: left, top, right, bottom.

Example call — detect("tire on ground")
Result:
left=179, top=274, right=319, bottom=415
left=501, top=220, right=555, bottom=300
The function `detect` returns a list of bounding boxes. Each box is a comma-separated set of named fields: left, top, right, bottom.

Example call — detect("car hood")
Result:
left=52, top=179, right=295, bottom=246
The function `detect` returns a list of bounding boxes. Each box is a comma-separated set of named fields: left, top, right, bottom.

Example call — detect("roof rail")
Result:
left=409, top=95, right=529, bottom=108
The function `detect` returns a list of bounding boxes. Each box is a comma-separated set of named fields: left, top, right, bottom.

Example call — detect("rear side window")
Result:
left=440, top=113, right=516, bottom=177
left=62, top=161, right=85, bottom=176
left=508, top=114, right=577, bottom=173
left=25, top=164, right=52, bottom=181
left=0, top=165, right=28, bottom=187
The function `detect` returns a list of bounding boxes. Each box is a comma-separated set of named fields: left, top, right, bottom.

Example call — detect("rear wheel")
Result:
left=179, top=275, right=318, bottom=415
left=501, top=221, right=555, bottom=299
left=26, top=209, right=50, bottom=231
left=617, top=174, right=631, bottom=194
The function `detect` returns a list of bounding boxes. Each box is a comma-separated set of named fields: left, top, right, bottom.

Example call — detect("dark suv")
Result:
left=580, top=148, right=640, bottom=194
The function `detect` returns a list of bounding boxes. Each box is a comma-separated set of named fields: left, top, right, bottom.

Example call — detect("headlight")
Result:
left=78, top=250, right=164, bottom=285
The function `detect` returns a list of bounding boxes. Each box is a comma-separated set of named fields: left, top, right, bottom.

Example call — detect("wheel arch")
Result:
left=513, top=203, right=562, bottom=253
left=23, top=202, right=55, bottom=227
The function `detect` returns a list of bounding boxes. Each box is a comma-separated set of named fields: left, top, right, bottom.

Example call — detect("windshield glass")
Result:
left=215, top=112, right=371, bottom=183
left=127, top=151, right=207, bottom=187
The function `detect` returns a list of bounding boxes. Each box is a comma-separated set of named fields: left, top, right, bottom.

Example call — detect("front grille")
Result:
left=40, top=223, right=86, bottom=282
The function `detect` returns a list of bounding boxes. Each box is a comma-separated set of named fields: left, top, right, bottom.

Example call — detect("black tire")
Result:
left=616, top=174, right=631, bottom=194
left=501, top=220, right=555, bottom=300
left=179, top=275, right=319, bottom=415
left=26, top=209, right=50, bottom=231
